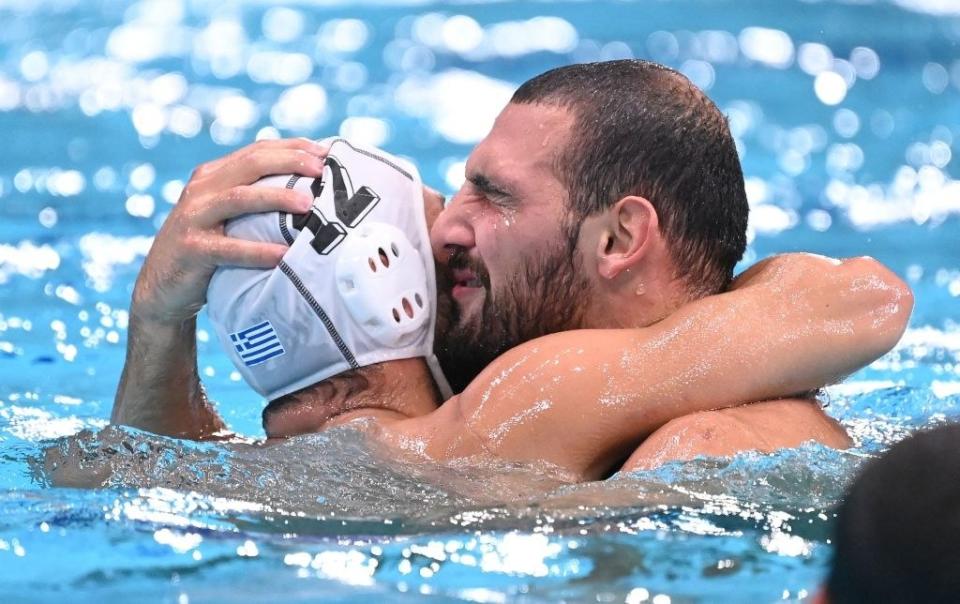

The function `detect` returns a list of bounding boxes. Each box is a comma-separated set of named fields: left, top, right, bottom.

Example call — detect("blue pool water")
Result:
left=1, top=0, right=958, bottom=601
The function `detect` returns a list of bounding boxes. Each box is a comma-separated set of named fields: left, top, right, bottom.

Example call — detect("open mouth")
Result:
left=456, top=276, right=482, bottom=288
left=451, top=268, right=483, bottom=290
left=450, top=269, right=484, bottom=302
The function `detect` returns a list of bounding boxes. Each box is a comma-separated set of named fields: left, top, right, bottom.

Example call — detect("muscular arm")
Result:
left=379, top=254, right=911, bottom=479
left=111, top=139, right=328, bottom=439
left=112, top=316, right=224, bottom=439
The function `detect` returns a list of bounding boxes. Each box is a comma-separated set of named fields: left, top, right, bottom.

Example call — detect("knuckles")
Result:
left=179, top=232, right=210, bottom=258
left=189, top=163, right=213, bottom=181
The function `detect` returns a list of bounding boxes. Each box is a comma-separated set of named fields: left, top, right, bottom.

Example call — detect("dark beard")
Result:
left=434, top=241, right=590, bottom=394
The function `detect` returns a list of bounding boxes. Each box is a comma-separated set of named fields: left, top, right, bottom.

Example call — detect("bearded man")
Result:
left=112, top=61, right=911, bottom=481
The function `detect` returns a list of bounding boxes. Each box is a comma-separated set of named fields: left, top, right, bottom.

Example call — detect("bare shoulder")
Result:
left=620, top=398, right=851, bottom=472
left=713, top=398, right=850, bottom=447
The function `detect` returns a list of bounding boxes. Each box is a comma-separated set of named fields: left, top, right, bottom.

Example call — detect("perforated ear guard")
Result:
left=335, top=222, right=431, bottom=348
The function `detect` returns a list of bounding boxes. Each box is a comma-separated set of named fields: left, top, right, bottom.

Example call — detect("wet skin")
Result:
left=110, top=130, right=912, bottom=481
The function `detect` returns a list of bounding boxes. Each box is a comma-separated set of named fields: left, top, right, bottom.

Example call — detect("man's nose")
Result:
left=430, top=188, right=476, bottom=260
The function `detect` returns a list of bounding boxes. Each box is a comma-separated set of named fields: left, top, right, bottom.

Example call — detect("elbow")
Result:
left=888, top=269, right=914, bottom=332
left=840, top=256, right=914, bottom=356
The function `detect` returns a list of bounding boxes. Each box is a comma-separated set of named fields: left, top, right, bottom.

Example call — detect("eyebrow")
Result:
left=468, top=173, right=514, bottom=199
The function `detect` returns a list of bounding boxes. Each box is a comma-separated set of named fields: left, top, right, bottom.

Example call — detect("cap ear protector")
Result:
left=206, top=138, right=452, bottom=402
left=335, top=222, right=431, bottom=348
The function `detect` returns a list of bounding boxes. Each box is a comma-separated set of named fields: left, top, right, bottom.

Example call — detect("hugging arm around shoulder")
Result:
left=382, top=254, right=912, bottom=480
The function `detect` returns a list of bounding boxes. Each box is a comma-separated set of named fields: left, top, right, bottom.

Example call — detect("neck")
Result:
left=587, top=270, right=692, bottom=329
left=262, top=358, right=441, bottom=438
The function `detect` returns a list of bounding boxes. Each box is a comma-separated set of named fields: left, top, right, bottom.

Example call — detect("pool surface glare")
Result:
left=1, top=0, right=958, bottom=602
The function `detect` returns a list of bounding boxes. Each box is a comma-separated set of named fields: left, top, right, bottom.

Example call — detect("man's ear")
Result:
left=596, top=196, right=659, bottom=281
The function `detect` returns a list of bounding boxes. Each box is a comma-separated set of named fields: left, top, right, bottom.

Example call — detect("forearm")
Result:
left=728, top=253, right=913, bottom=370
left=112, top=315, right=227, bottom=440
left=433, top=253, right=911, bottom=477
left=109, top=138, right=326, bottom=440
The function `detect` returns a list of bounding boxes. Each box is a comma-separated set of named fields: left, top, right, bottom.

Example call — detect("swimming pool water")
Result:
left=0, top=0, right=958, bottom=602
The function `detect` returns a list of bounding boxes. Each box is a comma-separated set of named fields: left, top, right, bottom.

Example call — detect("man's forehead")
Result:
left=466, top=103, right=574, bottom=185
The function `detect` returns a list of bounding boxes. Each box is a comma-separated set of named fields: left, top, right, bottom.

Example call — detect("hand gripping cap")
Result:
left=206, top=138, right=452, bottom=401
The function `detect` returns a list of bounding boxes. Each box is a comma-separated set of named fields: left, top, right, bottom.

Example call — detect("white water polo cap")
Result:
left=207, top=138, right=452, bottom=401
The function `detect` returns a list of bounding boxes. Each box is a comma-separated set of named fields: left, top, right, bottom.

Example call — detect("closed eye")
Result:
left=467, top=173, right=516, bottom=207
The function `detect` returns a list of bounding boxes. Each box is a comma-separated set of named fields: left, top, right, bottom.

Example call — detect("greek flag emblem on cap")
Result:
left=229, top=320, right=285, bottom=367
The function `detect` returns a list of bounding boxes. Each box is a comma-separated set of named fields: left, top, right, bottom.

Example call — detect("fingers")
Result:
left=198, top=186, right=313, bottom=225
left=177, top=137, right=331, bottom=267
left=207, top=239, right=289, bottom=269
left=195, top=138, right=329, bottom=177
left=197, top=148, right=327, bottom=194
left=192, top=138, right=330, bottom=186
left=422, top=185, right=446, bottom=206
left=422, top=185, right=446, bottom=231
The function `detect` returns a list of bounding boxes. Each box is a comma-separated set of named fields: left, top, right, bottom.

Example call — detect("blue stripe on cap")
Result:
left=239, top=340, right=282, bottom=360
left=244, top=346, right=286, bottom=366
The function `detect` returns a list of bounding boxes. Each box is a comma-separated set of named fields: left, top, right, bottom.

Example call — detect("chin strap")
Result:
left=426, top=354, right=454, bottom=400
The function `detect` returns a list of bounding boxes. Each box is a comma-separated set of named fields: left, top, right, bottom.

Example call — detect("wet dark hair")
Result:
left=261, top=367, right=378, bottom=435
left=511, top=59, right=748, bottom=296
left=827, top=423, right=960, bottom=603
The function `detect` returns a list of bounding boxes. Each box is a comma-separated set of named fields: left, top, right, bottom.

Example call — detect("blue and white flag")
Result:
left=229, top=320, right=285, bottom=367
